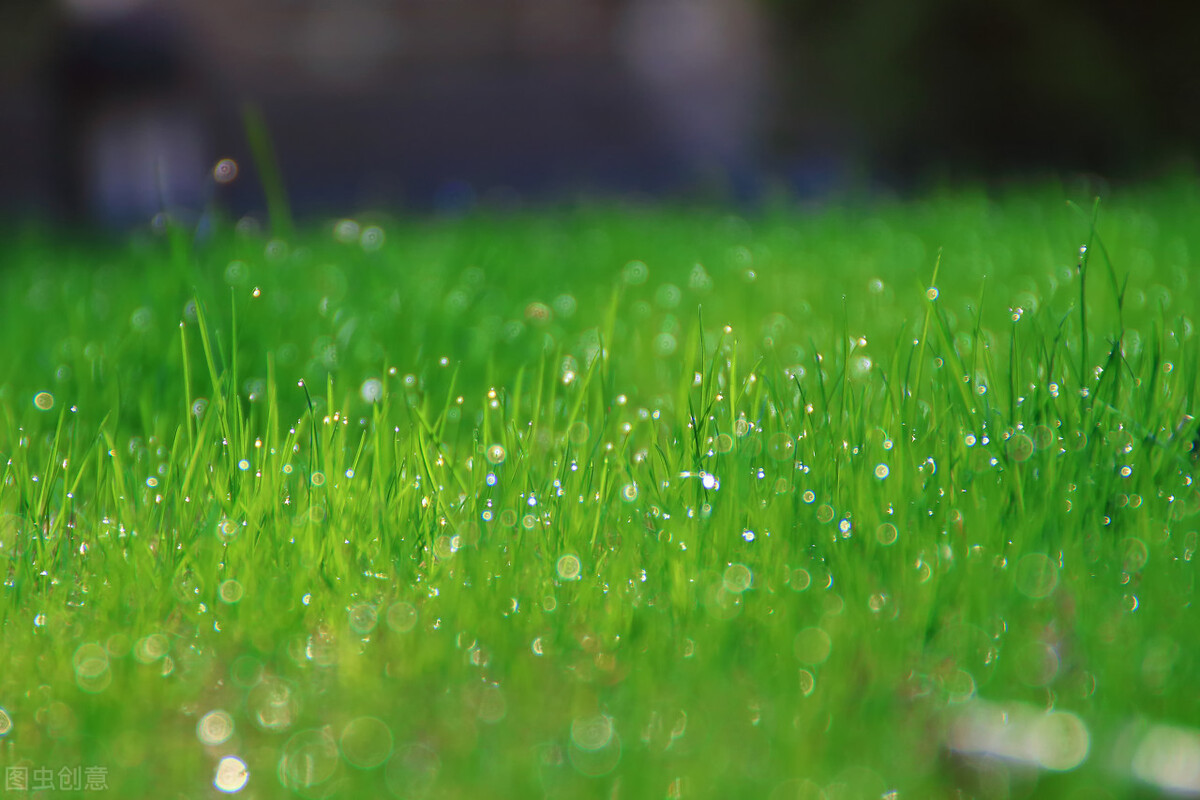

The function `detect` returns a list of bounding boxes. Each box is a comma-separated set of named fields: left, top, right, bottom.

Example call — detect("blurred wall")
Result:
left=1, top=0, right=1196, bottom=223
left=1, top=0, right=767, bottom=223
left=766, top=0, right=1200, bottom=186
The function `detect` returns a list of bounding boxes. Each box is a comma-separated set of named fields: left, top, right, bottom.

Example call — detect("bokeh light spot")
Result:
left=341, top=717, right=394, bottom=770
left=214, top=755, right=249, bottom=793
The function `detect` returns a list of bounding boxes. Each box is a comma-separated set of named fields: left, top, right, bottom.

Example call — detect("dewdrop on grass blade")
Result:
left=198, top=710, right=235, bottom=746
left=213, top=755, right=248, bottom=793
left=556, top=554, right=582, bottom=581
left=360, top=378, right=384, bottom=403
left=623, top=260, right=649, bottom=285
left=360, top=225, right=385, bottom=252
left=212, top=158, right=238, bottom=184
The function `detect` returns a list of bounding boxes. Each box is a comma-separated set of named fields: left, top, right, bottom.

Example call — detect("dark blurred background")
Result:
left=1, top=0, right=1197, bottom=225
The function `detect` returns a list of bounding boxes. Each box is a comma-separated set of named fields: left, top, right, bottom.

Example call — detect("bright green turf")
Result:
left=2, top=177, right=1199, bottom=799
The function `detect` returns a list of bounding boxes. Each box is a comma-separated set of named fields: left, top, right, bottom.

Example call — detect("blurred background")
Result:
left=1, top=0, right=1197, bottom=225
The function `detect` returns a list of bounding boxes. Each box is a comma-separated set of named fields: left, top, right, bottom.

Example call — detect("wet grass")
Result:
left=2, top=176, right=1200, bottom=798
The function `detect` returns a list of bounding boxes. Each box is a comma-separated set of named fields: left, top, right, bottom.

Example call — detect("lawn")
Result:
left=1, top=177, right=1199, bottom=798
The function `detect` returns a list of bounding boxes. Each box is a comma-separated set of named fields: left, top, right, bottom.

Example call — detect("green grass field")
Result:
left=2, top=177, right=1200, bottom=798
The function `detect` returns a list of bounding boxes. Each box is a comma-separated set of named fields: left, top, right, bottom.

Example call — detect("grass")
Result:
left=2, top=176, right=1200, bottom=798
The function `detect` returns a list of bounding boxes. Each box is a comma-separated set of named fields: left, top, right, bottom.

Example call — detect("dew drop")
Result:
left=360, top=378, right=384, bottom=403
left=212, top=159, right=239, bottom=184
left=198, top=710, right=235, bottom=746
left=556, top=553, right=582, bottom=581
left=213, top=755, right=249, bottom=793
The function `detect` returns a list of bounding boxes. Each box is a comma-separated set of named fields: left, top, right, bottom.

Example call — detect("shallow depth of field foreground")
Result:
left=2, top=180, right=1200, bottom=799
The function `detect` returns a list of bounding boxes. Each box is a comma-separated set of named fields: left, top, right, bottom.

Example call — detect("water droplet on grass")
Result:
left=217, top=519, right=239, bottom=542
left=224, top=260, right=248, bottom=285
left=213, top=158, right=238, bottom=184
left=219, top=580, right=243, bottom=604
left=524, top=301, right=553, bottom=326
left=198, top=710, right=235, bottom=746
left=133, top=633, right=168, bottom=663
left=131, top=306, right=153, bottom=331
left=868, top=593, right=890, bottom=613
left=623, top=260, right=649, bottom=285
left=332, top=219, right=359, bottom=243
left=689, top=263, right=712, bottom=291
left=1033, top=711, right=1091, bottom=771
left=1007, top=432, right=1035, bottom=462
left=789, top=568, right=811, bottom=592
left=798, top=669, right=816, bottom=697
left=214, top=755, right=249, bottom=793
left=384, top=744, right=440, bottom=798
left=552, top=294, right=577, bottom=318
left=340, top=717, right=394, bottom=769
left=360, top=226, right=385, bottom=252
left=653, top=333, right=677, bottom=357
left=1121, top=538, right=1149, bottom=572
left=768, top=433, right=795, bottom=460
left=1014, top=642, right=1059, bottom=688
left=655, top=283, right=682, bottom=309
left=556, top=554, right=582, bottom=581
left=386, top=602, right=417, bottom=633
left=794, top=627, right=832, bottom=665
left=73, top=642, right=109, bottom=688
left=348, top=604, right=378, bottom=635
left=945, top=669, right=976, bottom=703
left=571, top=715, right=615, bottom=751
left=1015, top=553, right=1059, bottom=599
left=568, top=420, right=590, bottom=445
left=360, top=378, right=384, bottom=403
left=281, top=728, right=339, bottom=789
left=723, top=564, right=752, bottom=593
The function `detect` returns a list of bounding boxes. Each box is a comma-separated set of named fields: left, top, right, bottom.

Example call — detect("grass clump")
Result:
left=1, top=178, right=1200, bottom=798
